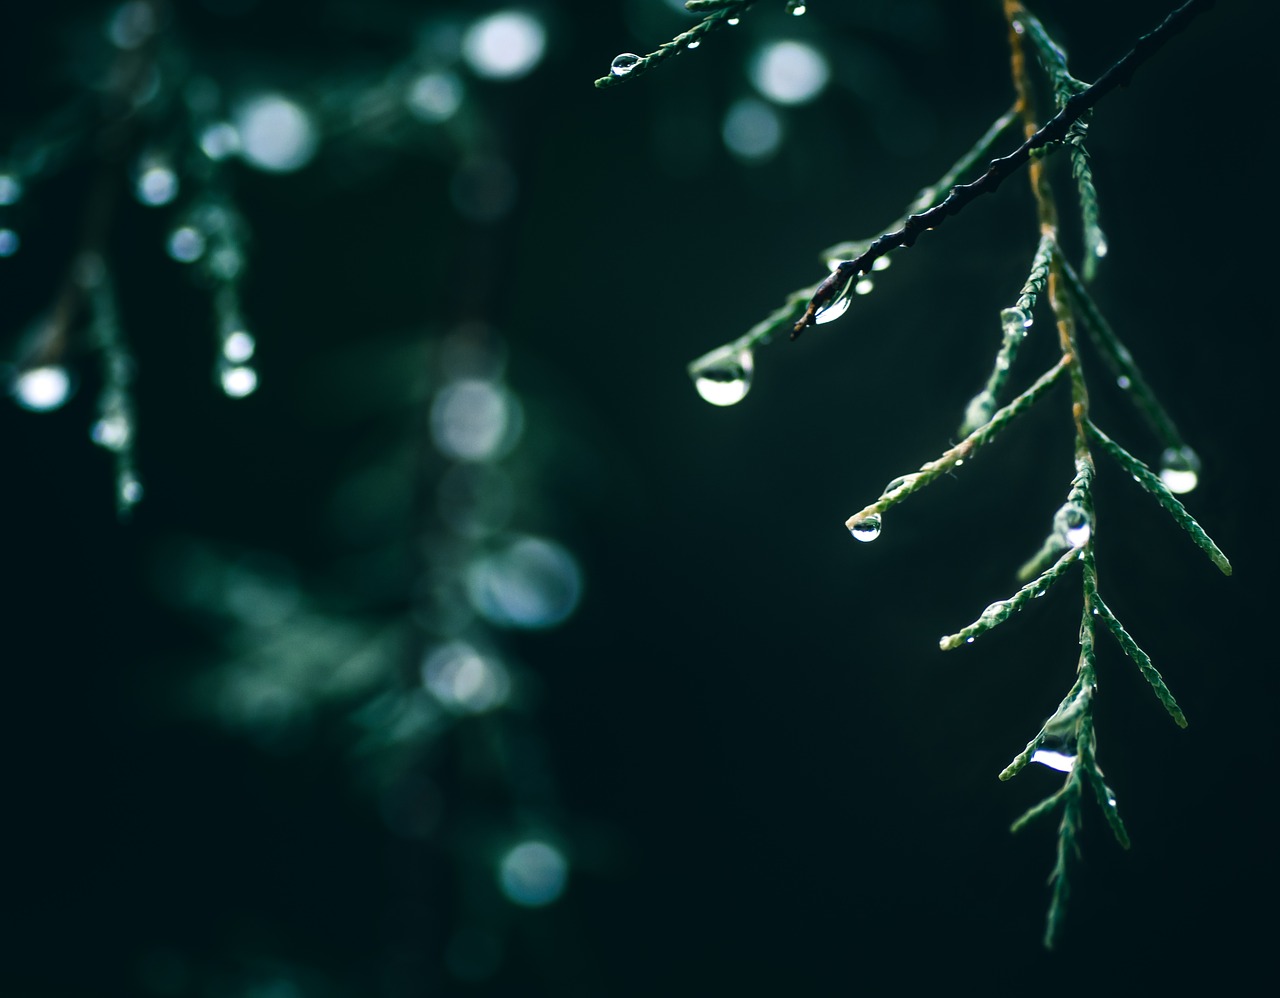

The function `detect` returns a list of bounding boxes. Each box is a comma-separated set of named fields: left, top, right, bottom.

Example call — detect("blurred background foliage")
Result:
left=1, top=1, right=1272, bottom=995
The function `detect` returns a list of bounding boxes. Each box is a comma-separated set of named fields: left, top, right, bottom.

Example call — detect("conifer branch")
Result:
left=792, top=0, right=1217, bottom=337
left=594, top=1, right=757, bottom=89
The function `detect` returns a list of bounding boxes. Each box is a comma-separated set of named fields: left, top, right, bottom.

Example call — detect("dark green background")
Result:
left=3, top=1, right=1271, bottom=994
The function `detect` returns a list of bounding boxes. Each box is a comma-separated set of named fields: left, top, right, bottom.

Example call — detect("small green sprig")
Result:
left=594, top=1, right=757, bottom=89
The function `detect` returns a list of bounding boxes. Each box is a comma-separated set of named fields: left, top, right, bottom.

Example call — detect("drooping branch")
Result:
left=792, top=0, right=1217, bottom=337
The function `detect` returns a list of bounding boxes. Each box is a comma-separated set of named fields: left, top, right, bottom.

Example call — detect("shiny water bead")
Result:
left=1158, top=446, right=1200, bottom=494
left=849, top=514, right=881, bottom=542
left=689, top=345, right=753, bottom=406
left=610, top=53, right=641, bottom=77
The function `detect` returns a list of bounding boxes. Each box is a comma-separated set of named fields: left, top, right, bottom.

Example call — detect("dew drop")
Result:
left=1059, top=503, right=1091, bottom=548
left=119, top=472, right=144, bottom=506
left=883, top=473, right=920, bottom=496
left=13, top=365, right=73, bottom=411
left=979, top=601, right=1006, bottom=625
left=135, top=164, right=179, bottom=206
left=1094, top=237, right=1108, bottom=259
left=686, top=39, right=701, bottom=50
left=222, top=330, right=256, bottom=363
left=787, top=2, right=807, bottom=15
left=166, top=225, right=205, bottom=263
left=221, top=364, right=258, bottom=398
left=610, top=53, right=641, bottom=77
left=727, top=17, right=740, bottom=26
left=0, top=173, right=22, bottom=205
left=1031, top=747, right=1077, bottom=772
left=689, top=344, right=753, bottom=407
left=1000, top=306, right=1031, bottom=339
left=814, top=278, right=853, bottom=325
left=1158, top=446, right=1200, bottom=494
left=91, top=413, right=131, bottom=450
left=849, top=514, right=881, bottom=543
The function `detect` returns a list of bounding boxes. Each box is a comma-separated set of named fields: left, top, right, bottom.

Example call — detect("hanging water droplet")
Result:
left=686, top=39, right=701, bottom=50
left=688, top=344, right=753, bottom=406
left=119, top=472, right=144, bottom=507
left=814, top=277, right=853, bottom=325
left=91, top=413, right=131, bottom=450
left=221, top=364, right=258, bottom=398
left=1031, top=744, right=1078, bottom=772
left=0, top=173, right=22, bottom=205
left=1000, top=306, right=1031, bottom=339
left=1058, top=503, right=1091, bottom=548
left=979, top=601, right=1007, bottom=626
left=12, top=365, right=73, bottom=411
left=883, top=473, right=920, bottom=496
left=166, top=225, right=206, bottom=263
left=135, top=163, right=179, bottom=206
left=610, top=53, right=641, bottom=77
left=849, top=514, right=881, bottom=542
left=222, top=330, right=256, bottom=363
left=1158, top=446, right=1200, bottom=494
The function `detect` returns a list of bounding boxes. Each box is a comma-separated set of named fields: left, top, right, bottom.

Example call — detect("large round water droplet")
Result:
left=498, top=840, right=568, bottom=907
left=850, top=514, right=881, bottom=542
left=13, top=365, right=73, bottom=411
left=814, top=278, right=854, bottom=325
left=610, top=53, right=641, bottom=77
left=689, top=344, right=753, bottom=407
left=1158, top=446, right=1200, bottom=494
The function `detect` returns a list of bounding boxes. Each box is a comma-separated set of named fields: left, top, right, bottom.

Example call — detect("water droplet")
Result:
left=979, top=601, right=1007, bottom=625
left=12, top=365, right=73, bottom=411
left=1000, top=306, right=1031, bottom=339
left=871, top=256, right=891, bottom=272
left=222, top=330, right=256, bottom=363
left=1031, top=746, right=1077, bottom=772
left=0, top=173, right=22, bottom=205
left=220, top=364, right=258, bottom=398
left=883, top=473, right=920, bottom=496
left=1058, top=503, right=1091, bottom=548
left=787, top=2, right=807, bottom=15
left=199, top=122, right=240, bottom=160
left=1094, top=237, right=1108, bottom=259
left=849, top=514, right=881, bottom=542
left=727, top=17, right=740, bottom=26
left=814, top=277, right=853, bottom=325
left=91, top=413, right=131, bottom=450
left=235, top=94, right=318, bottom=173
left=0, top=228, right=19, bottom=257
left=689, top=344, right=753, bottom=406
left=1116, top=375, right=1131, bottom=389
left=166, top=225, right=205, bottom=263
left=498, top=840, right=568, bottom=908
left=1158, top=446, right=1200, bottom=494
left=686, top=39, right=701, bottom=50
left=135, top=164, right=178, bottom=206
left=854, top=278, right=874, bottom=295
left=405, top=71, right=464, bottom=123
left=119, top=472, right=144, bottom=506
left=610, top=53, right=641, bottom=77
left=422, top=640, right=510, bottom=713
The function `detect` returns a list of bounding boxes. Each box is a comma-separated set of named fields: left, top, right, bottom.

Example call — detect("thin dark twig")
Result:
left=792, top=0, right=1216, bottom=338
